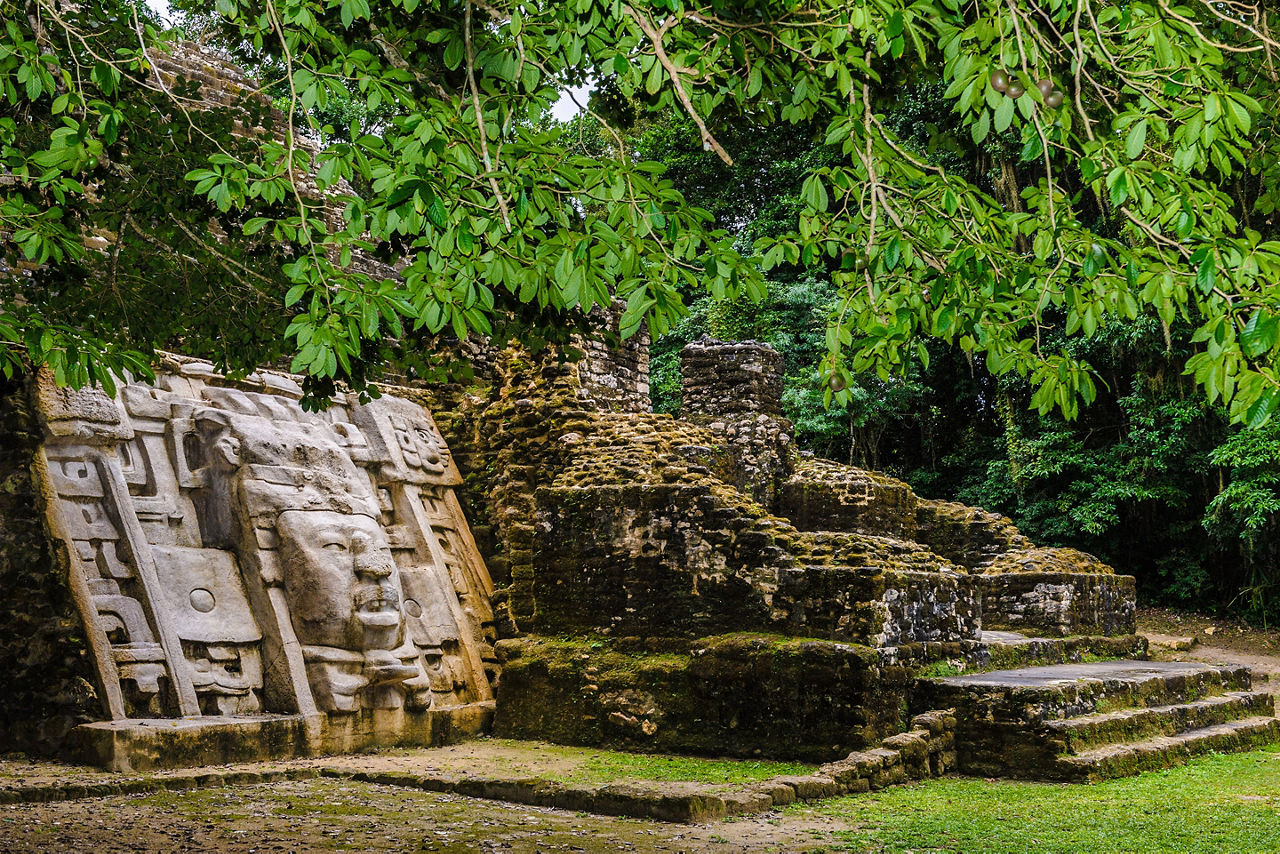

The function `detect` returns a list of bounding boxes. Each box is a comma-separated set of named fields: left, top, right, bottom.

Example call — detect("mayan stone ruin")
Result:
left=0, top=46, right=1276, bottom=809
left=1, top=325, right=1278, bottom=792
left=3, top=357, right=496, bottom=770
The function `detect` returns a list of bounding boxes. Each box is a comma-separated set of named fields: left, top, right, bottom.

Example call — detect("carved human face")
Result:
left=276, top=510, right=405, bottom=652
left=390, top=414, right=451, bottom=477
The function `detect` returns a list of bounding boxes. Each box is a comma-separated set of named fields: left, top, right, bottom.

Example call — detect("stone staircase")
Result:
left=917, top=660, right=1280, bottom=781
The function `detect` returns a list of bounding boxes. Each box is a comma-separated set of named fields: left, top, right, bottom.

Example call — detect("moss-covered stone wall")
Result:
left=493, top=634, right=913, bottom=762
left=0, top=378, right=98, bottom=752
left=779, top=459, right=920, bottom=541
left=407, top=337, right=1141, bottom=763
left=532, top=482, right=981, bottom=647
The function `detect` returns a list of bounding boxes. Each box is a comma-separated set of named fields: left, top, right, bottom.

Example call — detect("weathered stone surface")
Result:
left=749, top=781, right=797, bottom=806
left=773, top=774, right=841, bottom=800
left=719, top=788, right=775, bottom=815
left=1056, top=716, right=1280, bottom=781
left=880, top=731, right=930, bottom=777
left=917, top=660, right=1274, bottom=780
left=679, top=339, right=793, bottom=506
left=531, top=484, right=982, bottom=647
left=913, top=499, right=1031, bottom=570
left=680, top=337, right=785, bottom=418
left=62, top=715, right=320, bottom=773
left=20, top=360, right=497, bottom=764
left=575, top=306, right=651, bottom=414
left=779, top=459, right=919, bottom=541
left=493, top=634, right=911, bottom=762
left=979, top=571, right=1136, bottom=637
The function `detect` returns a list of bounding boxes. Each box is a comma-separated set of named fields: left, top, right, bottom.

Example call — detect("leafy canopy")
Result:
left=3, top=0, right=1280, bottom=421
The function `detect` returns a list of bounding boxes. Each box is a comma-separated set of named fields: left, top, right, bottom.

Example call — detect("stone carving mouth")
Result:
left=353, top=583, right=401, bottom=627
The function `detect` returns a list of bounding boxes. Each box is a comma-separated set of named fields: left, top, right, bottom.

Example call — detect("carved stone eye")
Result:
left=189, top=588, right=216, bottom=613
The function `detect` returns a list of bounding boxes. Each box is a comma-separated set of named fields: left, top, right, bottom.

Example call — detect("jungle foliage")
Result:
left=5, top=0, right=1280, bottom=422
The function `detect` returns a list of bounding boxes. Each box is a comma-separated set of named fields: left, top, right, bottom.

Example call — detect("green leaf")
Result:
left=1244, top=386, right=1276, bottom=428
left=994, top=96, right=1015, bottom=134
left=1196, top=253, right=1217, bottom=295
left=884, top=236, right=902, bottom=271
left=1107, top=168, right=1128, bottom=207
left=443, top=36, right=464, bottom=70
left=1241, top=311, right=1277, bottom=358
left=1226, top=96, right=1252, bottom=134
left=1125, top=120, right=1148, bottom=159
left=243, top=217, right=270, bottom=236
left=801, top=175, right=829, bottom=212
left=1204, top=94, right=1221, bottom=123
left=971, top=110, right=990, bottom=144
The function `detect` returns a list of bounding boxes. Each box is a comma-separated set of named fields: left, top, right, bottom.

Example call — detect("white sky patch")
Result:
left=551, top=84, right=590, bottom=123
left=146, top=0, right=171, bottom=21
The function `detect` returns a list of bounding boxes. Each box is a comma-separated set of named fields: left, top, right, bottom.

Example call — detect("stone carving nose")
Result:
left=351, top=532, right=394, bottom=579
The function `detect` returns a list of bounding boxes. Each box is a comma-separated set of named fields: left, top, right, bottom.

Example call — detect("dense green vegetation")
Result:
left=5, top=1, right=1280, bottom=619
left=6, top=0, right=1280, bottom=422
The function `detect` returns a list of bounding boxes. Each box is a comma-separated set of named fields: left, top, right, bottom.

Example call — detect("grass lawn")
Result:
left=558, top=747, right=814, bottom=787
left=792, top=744, right=1280, bottom=853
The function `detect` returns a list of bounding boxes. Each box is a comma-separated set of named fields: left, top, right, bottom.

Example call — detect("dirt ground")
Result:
left=2, top=608, right=1277, bottom=854
left=0, top=776, right=848, bottom=854
left=1138, top=606, right=1280, bottom=694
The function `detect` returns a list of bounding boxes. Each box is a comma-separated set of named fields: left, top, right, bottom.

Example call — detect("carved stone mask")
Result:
left=276, top=510, right=405, bottom=652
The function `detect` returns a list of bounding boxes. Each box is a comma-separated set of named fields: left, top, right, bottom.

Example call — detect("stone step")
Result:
left=1043, top=691, right=1276, bottom=755
left=1053, top=715, right=1280, bottom=782
left=916, top=660, right=1274, bottom=779
left=920, top=660, right=1252, bottom=725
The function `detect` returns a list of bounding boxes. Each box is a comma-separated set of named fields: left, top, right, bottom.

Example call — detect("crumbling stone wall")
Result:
left=678, top=338, right=793, bottom=506
left=775, top=563, right=980, bottom=647
left=914, top=500, right=1033, bottom=570
left=820, top=708, right=959, bottom=789
left=779, top=458, right=920, bottom=541
left=494, top=634, right=915, bottom=762
left=680, top=336, right=785, bottom=418
left=575, top=309, right=651, bottom=414
left=0, top=378, right=98, bottom=753
left=393, top=330, right=1138, bottom=759
left=427, top=335, right=1135, bottom=647
left=979, top=569, right=1137, bottom=636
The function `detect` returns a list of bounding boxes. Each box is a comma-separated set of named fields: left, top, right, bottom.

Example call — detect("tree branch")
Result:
left=624, top=5, right=733, bottom=166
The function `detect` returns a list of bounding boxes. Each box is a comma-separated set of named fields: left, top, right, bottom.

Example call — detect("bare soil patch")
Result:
left=1139, top=606, right=1280, bottom=694
left=0, top=776, right=844, bottom=853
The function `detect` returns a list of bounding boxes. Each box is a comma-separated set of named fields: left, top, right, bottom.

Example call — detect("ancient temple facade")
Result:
left=23, top=357, right=495, bottom=769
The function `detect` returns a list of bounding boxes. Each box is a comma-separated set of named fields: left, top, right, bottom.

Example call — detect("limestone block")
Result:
left=774, top=774, right=841, bottom=800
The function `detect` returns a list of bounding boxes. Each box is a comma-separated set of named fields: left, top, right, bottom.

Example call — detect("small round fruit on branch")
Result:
left=1045, top=90, right=1065, bottom=108
left=1006, top=81, right=1026, bottom=98
left=989, top=68, right=1011, bottom=92
left=840, top=249, right=870, bottom=271
left=828, top=374, right=847, bottom=393
left=1036, top=78, right=1054, bottom=98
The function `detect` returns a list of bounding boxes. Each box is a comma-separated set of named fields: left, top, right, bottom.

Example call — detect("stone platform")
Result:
left=917, top=660, right=1280, bottom=780
left=64, top=702, right=495, bottom=773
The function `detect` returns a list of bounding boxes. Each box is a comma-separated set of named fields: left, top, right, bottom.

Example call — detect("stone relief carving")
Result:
left=33, top=358, right=495, bottom=724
